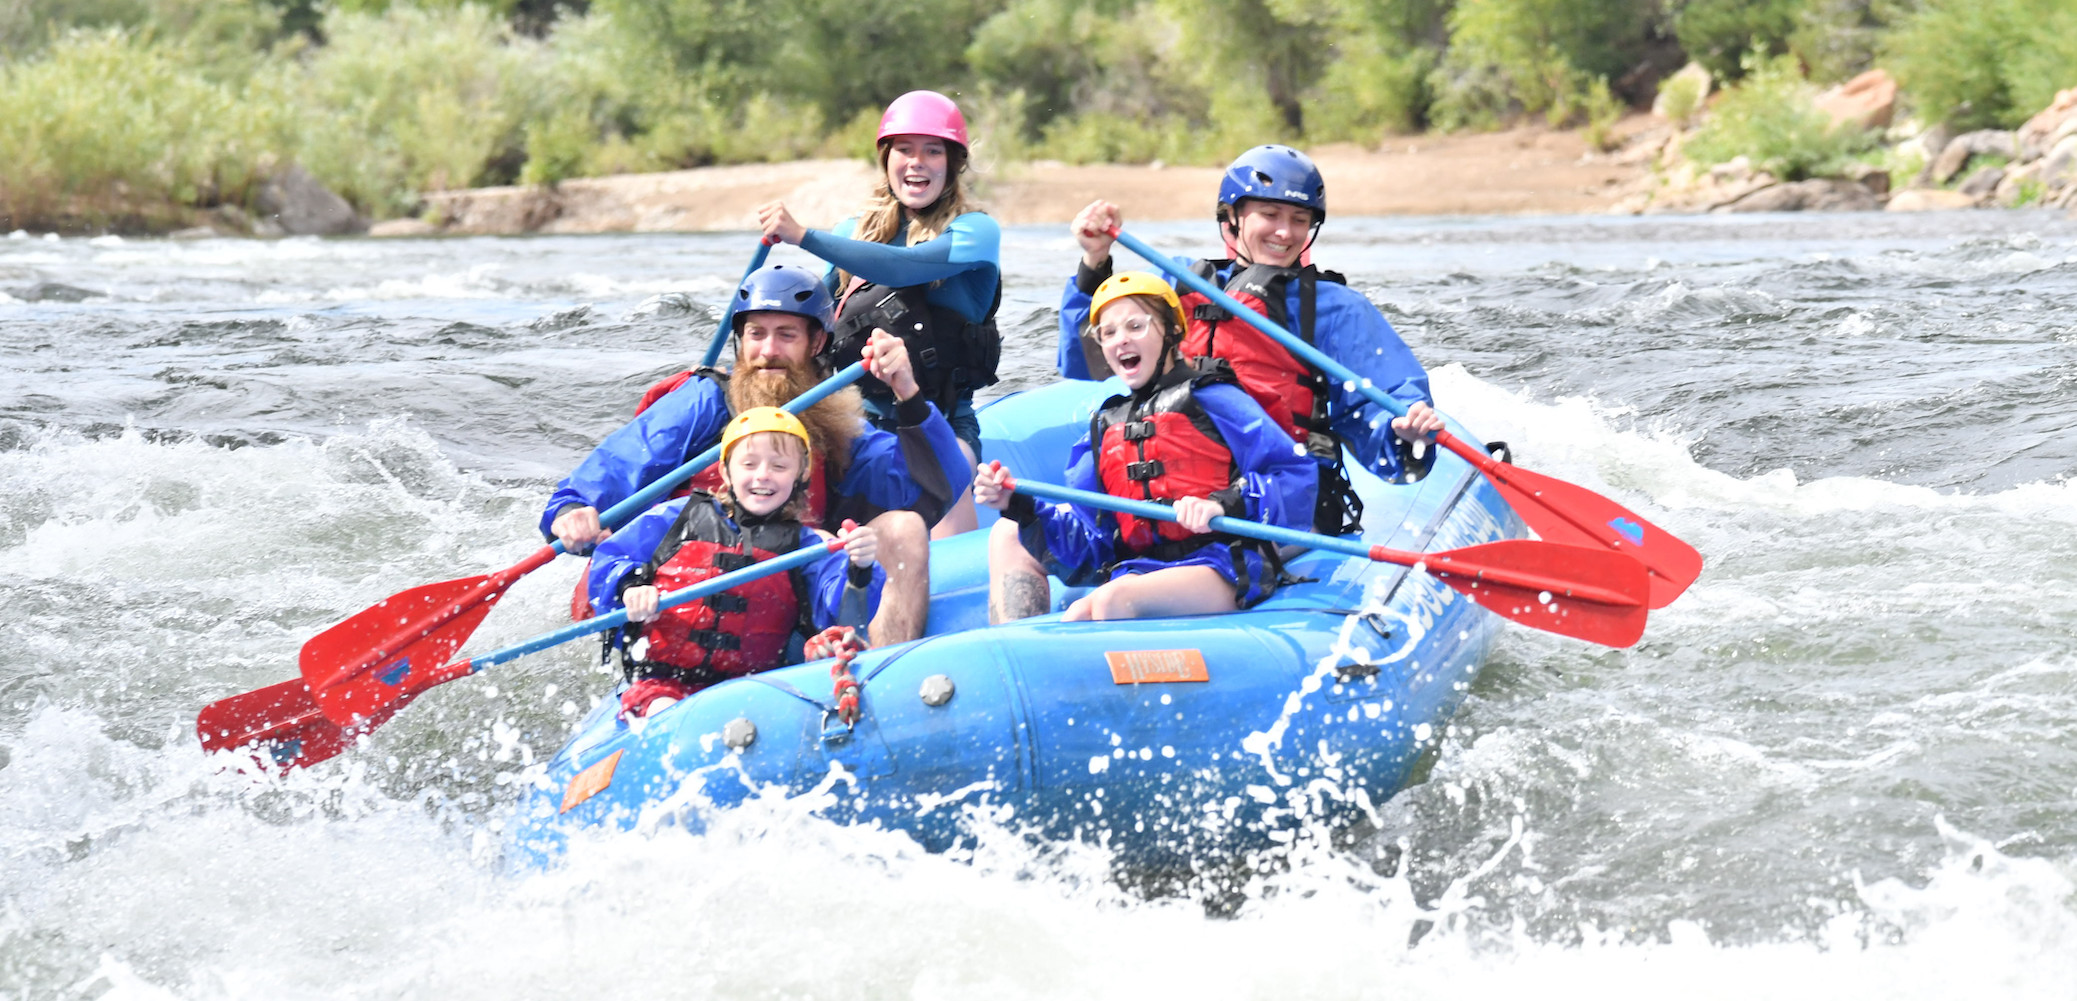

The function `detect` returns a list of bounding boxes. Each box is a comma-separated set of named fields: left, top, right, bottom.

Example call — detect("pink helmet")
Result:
left=877, top=90, right=968, bottom=151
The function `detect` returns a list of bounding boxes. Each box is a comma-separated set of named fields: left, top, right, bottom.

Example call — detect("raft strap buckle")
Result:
left=818, top=709, right=853, bottom=745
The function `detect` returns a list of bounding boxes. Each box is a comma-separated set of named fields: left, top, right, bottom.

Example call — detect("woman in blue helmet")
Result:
left=756, top=90, right=1000, bottom=537
left=1057, top=145, right=1445, bottom=537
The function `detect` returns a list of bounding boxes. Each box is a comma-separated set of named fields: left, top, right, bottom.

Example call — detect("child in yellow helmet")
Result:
left=586, top=408, right=881, bottom=718
left=975, top=273, right=1316, bottom=622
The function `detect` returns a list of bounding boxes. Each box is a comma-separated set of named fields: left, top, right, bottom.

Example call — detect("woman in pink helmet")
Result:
left=758, top=90, right=999, bottom=537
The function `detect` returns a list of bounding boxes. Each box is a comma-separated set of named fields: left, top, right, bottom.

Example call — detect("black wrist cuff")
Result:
left=1075, top=256, right=1114, bottom=296
left=1209, top=488, right=1247, bottom=519
left=1006, top=493, right=1039, bottom=525
left=894, top=394, right=932, bottom=426
left=846, top=562, right=874, bottom=588
left=615, top=565, right=655, bottom=600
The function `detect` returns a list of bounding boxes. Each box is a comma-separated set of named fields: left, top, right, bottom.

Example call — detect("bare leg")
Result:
left=987, top=517, right=1050, bottom=624
left=1060, top=566, right=1236, bottom=622
left=867, top=510, right=929, bottom=646
left=930, top=440, right=980, bottom=540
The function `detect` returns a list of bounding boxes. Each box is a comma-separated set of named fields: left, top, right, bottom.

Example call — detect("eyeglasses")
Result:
left=1090, top=314, right=1157, bottom=344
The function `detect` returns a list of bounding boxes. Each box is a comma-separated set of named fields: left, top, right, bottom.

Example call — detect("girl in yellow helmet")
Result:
left=586, top=407, right=881, bottom=718
left=974, top=273, right=1316, bottom=623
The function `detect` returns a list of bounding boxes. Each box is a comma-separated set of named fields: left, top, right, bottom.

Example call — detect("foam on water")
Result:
left=4, top=698, right=2074, bottom=1000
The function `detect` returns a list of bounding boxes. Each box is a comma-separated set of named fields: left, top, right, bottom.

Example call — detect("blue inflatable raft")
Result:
left=508, top=379, right=1523, bottom=868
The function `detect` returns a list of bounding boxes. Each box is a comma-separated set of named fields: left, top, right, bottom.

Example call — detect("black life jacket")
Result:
left=829, top=278, right=1001, bottom=413
left=1176, top=260, right=1366, bottom=536
left=1090, top=359, right=1244, bottom=555
left=615, top=494, right=810, bottom=691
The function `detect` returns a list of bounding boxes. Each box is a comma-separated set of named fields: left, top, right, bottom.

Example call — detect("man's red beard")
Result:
left=727, top=357, right=821, bottom=413
left=726, top=355, right=865, bottom=481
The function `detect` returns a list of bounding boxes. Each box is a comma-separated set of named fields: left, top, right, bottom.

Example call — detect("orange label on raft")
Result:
left=1105, top=649, right=1210, bottom=685
left=560, top=749, right=624, bottom=814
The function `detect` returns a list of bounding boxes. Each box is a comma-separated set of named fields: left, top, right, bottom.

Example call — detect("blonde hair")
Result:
left=837, top=142, right=977, bottom=288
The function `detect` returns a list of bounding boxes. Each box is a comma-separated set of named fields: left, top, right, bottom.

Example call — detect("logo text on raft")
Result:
left=1106, top=649, right=1210, bottom=684
left=378, top=657, right=412, bottom=686
left=1608, top=517, right=1645, bottom=545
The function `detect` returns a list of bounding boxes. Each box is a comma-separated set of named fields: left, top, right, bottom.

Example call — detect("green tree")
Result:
left=1884, top=0, right=2077, bottom=129
left=1671, top=0, right=1802, bottom=82
left=1428, top=0, right=1659, bottom=128
left=1159, top=0, right=1330, bottom=133
left=1302, top=0, right=1453, bottom=138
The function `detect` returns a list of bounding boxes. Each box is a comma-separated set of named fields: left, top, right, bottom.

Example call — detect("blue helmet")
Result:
left=1216, top=144, right=1326, bottom=225
left=731, top=263, right=835, bottom=335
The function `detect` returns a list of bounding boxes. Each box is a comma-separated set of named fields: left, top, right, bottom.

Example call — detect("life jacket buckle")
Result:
left=916, top=346, right=940, bottom=368
left=1121, top=420, right=1155, bottom=442
left=1125, top=459, right=1164, bottom=480
left=1192, top=303, right=1228, bottom=322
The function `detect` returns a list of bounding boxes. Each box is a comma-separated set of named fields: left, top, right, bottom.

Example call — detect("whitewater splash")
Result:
left=7, top=216, right=2077, bottom=997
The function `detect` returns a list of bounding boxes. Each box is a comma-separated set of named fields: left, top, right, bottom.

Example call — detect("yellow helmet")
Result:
left=1085, top=271, right=1188, bottom=339
left=720, top=407, right=813, bottom=472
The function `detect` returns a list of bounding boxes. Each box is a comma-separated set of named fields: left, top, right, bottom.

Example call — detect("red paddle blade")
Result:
left=1423, top=539, right=1651, bottom=648
left=197, top=679, right=420, bottom=772
left=197, top=679, right=353, bottom=771
left=300, top=574, right=504, bottom=725
left=1442, top=433, right=1701, bottom=610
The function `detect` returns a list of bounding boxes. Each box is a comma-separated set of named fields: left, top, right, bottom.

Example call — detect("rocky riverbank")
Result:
left=1615, top=70, right=2077, bottom=215
left=366, top=126, right=1647, bottom=237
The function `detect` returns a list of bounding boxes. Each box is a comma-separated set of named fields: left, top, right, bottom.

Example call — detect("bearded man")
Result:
left=540, top=263, right=970, bottom=646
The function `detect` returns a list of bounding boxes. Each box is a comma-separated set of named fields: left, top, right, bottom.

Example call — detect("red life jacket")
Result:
left=625, top=496, right=807, bottom=686
left=568, top=370, right=831, bottom=624
left=1090, top=361, right=1241, bottom=554
left=1175, top=260, right=1344, bottom=444
left=634, top=367, right=830, bottom=527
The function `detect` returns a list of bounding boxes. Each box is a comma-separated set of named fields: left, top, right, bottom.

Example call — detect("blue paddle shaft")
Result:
left=1109, top=228, right=1410, bottom=421
left=546, top=360, right=868, bottom=557
left=699, top=239, right=777, bottom=368
left=1008, top=478, right=1373, bottom=562
left=465, top=539, right=842, bottom=673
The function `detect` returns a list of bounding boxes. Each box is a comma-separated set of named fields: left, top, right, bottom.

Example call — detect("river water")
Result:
left=3, top=210, right=2075, bottom=998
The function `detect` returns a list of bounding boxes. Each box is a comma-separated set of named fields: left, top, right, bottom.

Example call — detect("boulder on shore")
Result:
left=1931, top=130, right=2017, bottom=185
left=1887, top=189, right=1978, bottom=212
left=1814, top=69, right=1898, bottom=131
left=255, top=166, right=364, bottom=237
left=1715, top=179, right=1883, bottom=213
left=2018, top=87, right=2077, bottom=161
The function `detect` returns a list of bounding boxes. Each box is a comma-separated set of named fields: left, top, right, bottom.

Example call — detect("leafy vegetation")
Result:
left=1683, top=52, right=1875, bottom=180
left=0, top=0, right=2071, bottom=230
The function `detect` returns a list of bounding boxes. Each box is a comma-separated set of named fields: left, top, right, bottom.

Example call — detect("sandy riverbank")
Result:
left=395, top=121, right=1651, bottom=237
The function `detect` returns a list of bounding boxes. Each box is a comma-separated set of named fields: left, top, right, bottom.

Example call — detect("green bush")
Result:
left=264, top=5, right=545, bottom=217
left=1685, top=51, right=1871, bottom=180
left=1885, top=0, right=2077, bottom=129
left=1655, top=68, right=1705, bottom=125
left=0, top=28, right=276, bottom=229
